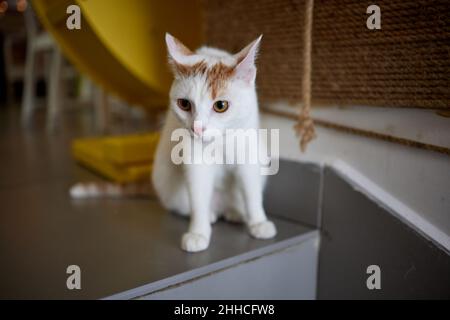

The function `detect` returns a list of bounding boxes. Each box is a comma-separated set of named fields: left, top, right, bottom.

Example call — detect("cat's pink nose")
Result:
left=192, top=122, right=204, bottom=136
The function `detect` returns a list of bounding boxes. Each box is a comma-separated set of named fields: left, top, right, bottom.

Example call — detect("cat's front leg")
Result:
left=182, top=162, right=216, bottom=252
left=237, top=164, right=277, bottom=239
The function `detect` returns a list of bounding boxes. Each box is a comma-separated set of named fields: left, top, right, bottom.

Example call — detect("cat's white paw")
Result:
left=181, top=232, right=210, bottom=252
left=249, top=220, right=277, bottom=239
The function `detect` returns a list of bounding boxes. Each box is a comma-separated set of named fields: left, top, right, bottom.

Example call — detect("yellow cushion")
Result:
left=72, top=132, right=160, bottom=183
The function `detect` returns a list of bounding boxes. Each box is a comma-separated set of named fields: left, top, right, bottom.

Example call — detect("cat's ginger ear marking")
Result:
left=233, top=35, right=262, bottom=84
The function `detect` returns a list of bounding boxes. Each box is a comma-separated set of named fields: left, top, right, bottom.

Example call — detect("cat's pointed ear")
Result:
left=165, top=33, right=193, bottom=65
left=233, top=35, right=262, bottom=84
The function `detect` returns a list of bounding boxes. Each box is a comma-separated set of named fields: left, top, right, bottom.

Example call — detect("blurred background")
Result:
left=0, top=0, right=169, bottom=135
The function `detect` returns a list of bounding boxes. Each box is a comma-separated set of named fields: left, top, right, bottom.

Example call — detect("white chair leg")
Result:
left=21, top=43, right=36, bottom=127
left=46, top=49, right=63, bottom=132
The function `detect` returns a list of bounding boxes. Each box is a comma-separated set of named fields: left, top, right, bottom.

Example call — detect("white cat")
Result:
left=152, top=34, right=277, bottom=252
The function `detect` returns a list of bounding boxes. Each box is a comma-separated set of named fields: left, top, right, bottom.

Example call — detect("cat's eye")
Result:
left=177, top=99, right=192, bottom=111
left=213, top=100, right=229, bottom=113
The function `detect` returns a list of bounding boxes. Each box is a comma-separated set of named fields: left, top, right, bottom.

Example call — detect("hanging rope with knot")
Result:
left=295, top=0, right=316, bottom=152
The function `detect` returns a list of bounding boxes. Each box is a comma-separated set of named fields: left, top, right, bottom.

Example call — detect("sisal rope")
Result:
left=295, top=0, right=316, bottom=152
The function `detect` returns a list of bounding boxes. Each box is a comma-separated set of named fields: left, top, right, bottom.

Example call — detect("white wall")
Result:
left=260, top=109, right=450, bottom=251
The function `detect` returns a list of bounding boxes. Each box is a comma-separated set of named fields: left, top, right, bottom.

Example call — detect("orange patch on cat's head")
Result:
left=206, top=63, right=235, bottom=99
left=173, top=61, right=237, bottom=99
left=173, top=60, right=208, bottom=78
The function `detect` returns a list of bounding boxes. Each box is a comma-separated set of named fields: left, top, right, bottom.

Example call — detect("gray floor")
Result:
left=0, top=106, right=315, bottom=299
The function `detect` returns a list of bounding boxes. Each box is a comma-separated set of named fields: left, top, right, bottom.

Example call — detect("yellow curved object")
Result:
left=32, top=0, right=203, bottom=108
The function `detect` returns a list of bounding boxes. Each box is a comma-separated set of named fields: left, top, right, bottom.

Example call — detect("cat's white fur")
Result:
left=152, top=34, right=276, bottom=252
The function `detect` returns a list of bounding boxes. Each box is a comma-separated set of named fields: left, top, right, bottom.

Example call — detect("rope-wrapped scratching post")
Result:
left=295, top=0, right=316, bottom=152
